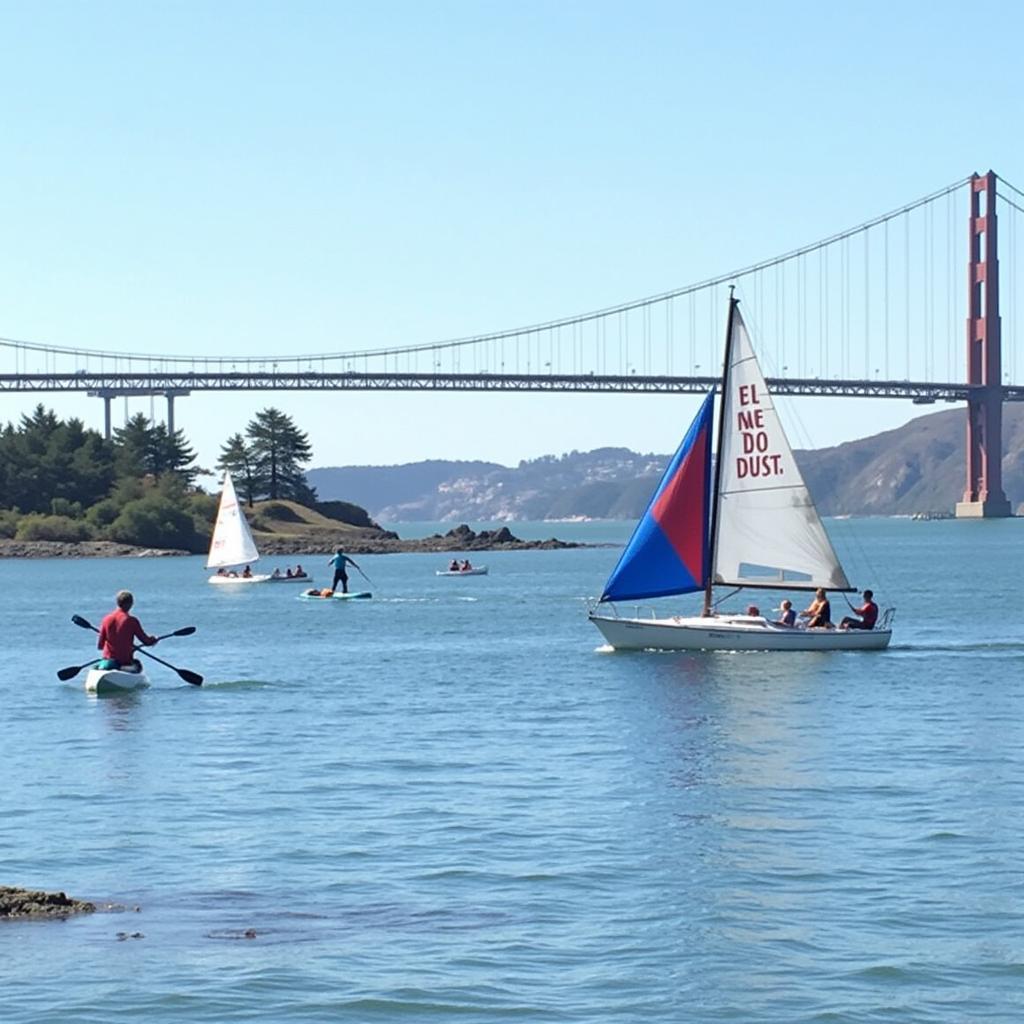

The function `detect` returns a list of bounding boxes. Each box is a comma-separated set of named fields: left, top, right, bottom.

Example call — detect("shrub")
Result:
left=15, top=514, right=95, bottom=542
left=108, top=497, right=202, bottom=552
left=315, top=500, right=376, bottom=529
left=0, top=509, right=21, bottom=538
left=50, top=497, right=84, bottom=519
left=86, top=498, right=121, bottom=528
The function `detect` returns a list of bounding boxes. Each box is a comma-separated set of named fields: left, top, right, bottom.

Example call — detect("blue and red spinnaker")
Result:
left=599, top=391, right=713, bottom=603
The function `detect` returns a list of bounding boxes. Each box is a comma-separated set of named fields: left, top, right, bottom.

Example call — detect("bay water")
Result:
left=3, top=518, right=1024, bottom=1022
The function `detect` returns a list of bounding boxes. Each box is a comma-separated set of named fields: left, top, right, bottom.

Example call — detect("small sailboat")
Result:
left=589, top=295, right=893, bottom=652
left=206, top=471, right=272, bottom=585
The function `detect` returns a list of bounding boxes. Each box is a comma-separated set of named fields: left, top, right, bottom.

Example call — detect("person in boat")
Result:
left=774, top=599, right=797, bottom=627
left=271, top=568, right=282, bottom=579
left=216, top=567, right=227, bottom=576
left=97, top=590, right=158, bottom=672
left=448, top=559, right=460, bottom=572
left=285, top=567, right=293, bottom=578
left=800, top=589, right=832, bottom=628
left=242, top=565, right=253, bottom=578
left=328, top=548, right=359, bottom=594
left=295, top=564, right=306, bottom=578
left=840, top=590, right=878, bottom=630
left=745, top=604, right=760, bottom=617
left=461, top=559, right=472, bottom=571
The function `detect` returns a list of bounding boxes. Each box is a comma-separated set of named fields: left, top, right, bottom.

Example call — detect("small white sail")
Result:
left=206, top=471, right=260, bottom=569
left=712, top=307, right=850, bottom=591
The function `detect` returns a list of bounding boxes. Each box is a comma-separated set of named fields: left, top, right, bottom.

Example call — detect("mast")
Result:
left=703, top=288, right=737, bottom=617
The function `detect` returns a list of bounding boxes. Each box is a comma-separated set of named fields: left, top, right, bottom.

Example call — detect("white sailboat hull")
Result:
left=589, top=612, right=892, bottom=652
left=208, top=574, right=272, bottom=585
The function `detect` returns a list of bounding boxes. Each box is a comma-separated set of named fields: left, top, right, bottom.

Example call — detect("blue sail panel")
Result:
left=599, top=392, right=713, bottom=603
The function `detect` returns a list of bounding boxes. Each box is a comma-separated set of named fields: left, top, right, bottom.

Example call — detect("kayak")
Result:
left=297, top=591, right=372, bottom=601
left=435, top=566, right=488, bottom=576
left=84, top=667, right=151, bottom=694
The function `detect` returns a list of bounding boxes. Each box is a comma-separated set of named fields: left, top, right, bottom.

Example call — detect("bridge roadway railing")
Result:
left=0, top=370, right=1016, bottom=403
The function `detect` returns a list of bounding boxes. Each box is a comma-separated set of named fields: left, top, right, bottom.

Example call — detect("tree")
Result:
left=245, top=408, right=316, bottom=503
left=113, top=414, right=199, bottom=483
left=217, top=433, right=257, bottom=506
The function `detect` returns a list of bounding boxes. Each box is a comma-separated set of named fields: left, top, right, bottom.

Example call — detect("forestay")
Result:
left=206, top=471, right=260, bottom=569
left=712, top=306, right=850, bottom=591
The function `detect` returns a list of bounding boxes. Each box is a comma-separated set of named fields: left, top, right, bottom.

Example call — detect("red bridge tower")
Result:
left=955, top=170, right=1012, bottom=518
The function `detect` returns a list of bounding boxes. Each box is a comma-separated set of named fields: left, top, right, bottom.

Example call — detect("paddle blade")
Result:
left=57, top=665, right=83, bottom=681
left=71, top=614, right=94, bottom=631
left=172, top=626, right=197, bottom=637
left=178, top=668, right=203, bottom=686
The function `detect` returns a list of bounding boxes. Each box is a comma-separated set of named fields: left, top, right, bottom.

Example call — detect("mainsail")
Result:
left=712, top=306, right=850, bottom=591
left=206, top=471, right=260, bottom=569
left=600, top=392, right=713, bottom=602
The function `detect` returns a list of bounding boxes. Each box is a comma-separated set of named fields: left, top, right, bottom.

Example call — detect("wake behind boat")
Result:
left=206, top=472, right=271, bottom=584
left=589, top=295, right=893, bottom=653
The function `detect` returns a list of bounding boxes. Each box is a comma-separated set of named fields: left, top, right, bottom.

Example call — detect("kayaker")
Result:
left=97, top=591, right=158, bottom=671
left=328, top=548, right=359, bottom=594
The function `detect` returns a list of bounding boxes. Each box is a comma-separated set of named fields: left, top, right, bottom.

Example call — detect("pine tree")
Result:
left=245, top=408, right=315, bottom=503
left=217, top=433, right=257, bottom=506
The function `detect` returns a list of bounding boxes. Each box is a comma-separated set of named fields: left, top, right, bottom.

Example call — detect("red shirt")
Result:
left=856, top=600, right=879, bottom=628
left=97, top=609, right=154, bottom=664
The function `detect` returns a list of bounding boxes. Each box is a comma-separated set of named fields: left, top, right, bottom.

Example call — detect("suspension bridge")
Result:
left=2, top=171, right=1023, bottom=516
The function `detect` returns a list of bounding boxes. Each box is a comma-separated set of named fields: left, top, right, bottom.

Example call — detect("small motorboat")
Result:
left=84, top=667, right=151, bottom=694
left=267, top=574, right=312, bottom=584
left=435, top=566, right=488, bottom=576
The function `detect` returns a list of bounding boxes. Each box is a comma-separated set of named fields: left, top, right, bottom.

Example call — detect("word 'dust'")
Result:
left=735, top=384, right=784, bottom=480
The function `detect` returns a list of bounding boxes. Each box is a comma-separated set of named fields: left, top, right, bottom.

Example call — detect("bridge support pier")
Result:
left=956, top=170, right=1012, bottom=519
left=102, top=396, right=112, bottom=441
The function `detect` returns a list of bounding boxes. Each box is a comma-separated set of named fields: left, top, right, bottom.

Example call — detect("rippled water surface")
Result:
left=4, top=518, right=1024, bottom=1022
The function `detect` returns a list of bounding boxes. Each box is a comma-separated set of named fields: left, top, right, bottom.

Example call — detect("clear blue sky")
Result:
left=1, top=0, right=1022, bottom=471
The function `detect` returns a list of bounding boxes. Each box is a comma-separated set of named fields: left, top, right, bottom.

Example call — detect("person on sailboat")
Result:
left=242, top=565, right=252, bottom=579
left=774, top=599, right=797, bottom=627
left=840, top=590, right=878, bottom=630
left=328, top=548, right=359, bottom=594
left=800, top=589, right=832, bottom=628
left=97, top=591, right=158, bottom=671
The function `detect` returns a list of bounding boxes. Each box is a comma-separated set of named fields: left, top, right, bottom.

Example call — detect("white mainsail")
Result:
left=712, top=306, right=850, bottom=591
left=206, top=471, right=260, bottom=569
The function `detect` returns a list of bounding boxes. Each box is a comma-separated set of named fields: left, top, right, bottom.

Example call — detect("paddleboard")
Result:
left=298, top=591, right=372, bottom=601
left=84, top=668, right=151, bottom=694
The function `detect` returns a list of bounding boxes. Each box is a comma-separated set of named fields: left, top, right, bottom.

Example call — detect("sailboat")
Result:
left=206, top=471, right=272, bottom=585
left=589, top=295, right=894, bottom=652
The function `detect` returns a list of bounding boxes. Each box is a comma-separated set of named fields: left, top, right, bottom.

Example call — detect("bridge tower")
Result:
left=955, top=170, right=1012, bottom=518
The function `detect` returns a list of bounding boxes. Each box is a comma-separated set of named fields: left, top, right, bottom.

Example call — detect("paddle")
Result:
left=347, top=557, right=374, bottom=588
left=58, top=626, right=198, bottom=681
left=133, top=646, right=204, bottom=686
left=70, top=615, right=203, bottom=685
left=57, top=658, right=103, bottom=682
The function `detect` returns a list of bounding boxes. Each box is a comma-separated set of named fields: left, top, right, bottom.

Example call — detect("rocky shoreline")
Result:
left=0, top=525, right=592, bottom=559
left=0, top=886, right=95, bottom=920
left=0, top=539, right=192, bottom=559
